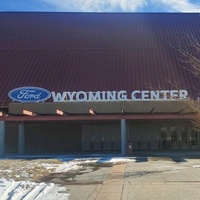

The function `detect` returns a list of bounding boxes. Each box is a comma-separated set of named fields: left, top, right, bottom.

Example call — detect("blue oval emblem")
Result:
left=8, top=87, right=51, bottom=102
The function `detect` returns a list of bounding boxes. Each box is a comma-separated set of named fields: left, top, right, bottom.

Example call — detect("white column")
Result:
left=121, top=119, right=127, bottom=155
left=0, top=121, right=5, bottom=157
left=18, top=123, right=25, bottom=154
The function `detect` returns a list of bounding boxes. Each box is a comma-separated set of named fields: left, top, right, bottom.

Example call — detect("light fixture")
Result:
left=121, top=108, right=125, bottom=114
left=0, top=111, right=8, bottom=117
left=56, top=109, right=65, bottom=116
left=23, top=110, right=36, bottom=116
left=89, top=108, right=96, bottom=115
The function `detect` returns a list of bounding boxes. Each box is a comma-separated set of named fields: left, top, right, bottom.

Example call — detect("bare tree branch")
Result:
left=178, top=34, right=200, bottom=128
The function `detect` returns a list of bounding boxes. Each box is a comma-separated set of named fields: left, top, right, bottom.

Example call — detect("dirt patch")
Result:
left=41, top=171, right=103, bottom=185
left=40, top=162, right=112, bottom=186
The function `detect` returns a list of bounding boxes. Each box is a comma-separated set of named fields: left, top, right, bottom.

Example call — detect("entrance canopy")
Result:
left=0, top=101, right=194, bottom=121
left=9, top=101, right=193, bottom=115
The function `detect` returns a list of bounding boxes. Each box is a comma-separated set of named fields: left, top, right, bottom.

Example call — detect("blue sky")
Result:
left=0, top=0, right=200, bottom=12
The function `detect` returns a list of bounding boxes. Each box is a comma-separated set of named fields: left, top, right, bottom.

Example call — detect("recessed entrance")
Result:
left=81, top=123, right=121, bottom=151
left=128, top=122, right=199, bottom=150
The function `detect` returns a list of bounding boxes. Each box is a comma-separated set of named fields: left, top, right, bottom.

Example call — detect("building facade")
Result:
left=0, top=12, right=200, bottom=155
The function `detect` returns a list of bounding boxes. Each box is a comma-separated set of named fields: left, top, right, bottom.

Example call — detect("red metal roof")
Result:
left=0, top=12, right=200, bottom=105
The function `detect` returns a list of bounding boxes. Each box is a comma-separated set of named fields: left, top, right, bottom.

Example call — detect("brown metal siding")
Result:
left=0, top=13, right=200, bottom=105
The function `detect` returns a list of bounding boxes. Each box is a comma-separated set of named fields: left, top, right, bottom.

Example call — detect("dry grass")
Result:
left=0, top=159, right=62, bottom=182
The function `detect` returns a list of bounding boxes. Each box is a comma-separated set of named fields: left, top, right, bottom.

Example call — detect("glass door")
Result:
left=103, top=132, right=112, bottom=150
left=171, top=126, right=179, bottom=149
left=180, top=126, right=189, bottom=149
left=191, top=128, right=199, bottom=149
left=160, top=127, right=167, bottom=149
left=81, top=131, right=92, bottom=150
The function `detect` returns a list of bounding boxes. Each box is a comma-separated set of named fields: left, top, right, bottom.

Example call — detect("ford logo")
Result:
left=8, top=87, right=51, bottom=102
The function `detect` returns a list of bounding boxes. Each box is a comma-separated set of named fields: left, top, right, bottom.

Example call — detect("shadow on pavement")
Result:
left=135, top=157, right=148, bottom=162
left=133, top=150, right=200, bottom=162
left=170, top=157, right=187, bottom=162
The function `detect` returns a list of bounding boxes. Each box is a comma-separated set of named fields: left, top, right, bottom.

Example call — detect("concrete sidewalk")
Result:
left=68, top=156, right=200, bottom=200
left=93, top=163, right=126, bottom=200
left=122, top=159, right=200, bottom=200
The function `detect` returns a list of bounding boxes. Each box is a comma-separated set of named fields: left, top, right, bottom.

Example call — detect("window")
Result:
left=171, top=126, right=178, bottom=145
left=180, top=126, right=188, bottom=145
left=160, top=127, right=167, bottom=141
left=191, top=129, right=198, bottom=146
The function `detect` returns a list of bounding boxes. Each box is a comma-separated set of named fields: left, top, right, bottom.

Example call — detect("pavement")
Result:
left=67, top=152, right=200, bottom=200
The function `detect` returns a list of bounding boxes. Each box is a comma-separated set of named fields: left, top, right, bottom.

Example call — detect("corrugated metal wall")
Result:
left=0, top=13, right=200, bottom=105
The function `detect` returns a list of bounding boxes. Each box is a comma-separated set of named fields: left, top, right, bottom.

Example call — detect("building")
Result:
left=0, top=12, right=200, bottom=156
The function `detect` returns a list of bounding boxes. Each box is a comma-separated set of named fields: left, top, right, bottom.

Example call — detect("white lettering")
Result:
left=150, top=90, right=159, bottom=100
left=117, top=90, right=127, bottom=101
left=160, top=90, right=169, bottom=100
left=141, top=90, right=149, bottom=100
left=107, top=91, right=116, bottom=101
left=51, top=89, right=189, bottom=102
left=101, top=91, right=106, bottom=101
left=66, top=92, right=76, bottom=101
left=170, top=90, right=178, bottom=100
left=179, top=90, right=188, bottom=99
left=17, top=90, right=41, bottom=100
left=131, top=90, right=140, bottom=100
left=76, top=91, right=87, bottom=102
left=51, top=92, right=66, bottom=102
left=88, top=91, right=101, bottom=101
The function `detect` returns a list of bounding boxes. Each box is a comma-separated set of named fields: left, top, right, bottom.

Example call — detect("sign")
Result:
left=8, top=87, right=189, bottom=103
left=8, top=87, right=51, bottom=102
left=51, top=90, right=188, bottom=102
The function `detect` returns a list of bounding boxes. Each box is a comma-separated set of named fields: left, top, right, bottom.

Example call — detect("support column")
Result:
left=0, top=121, right=5, bottom=157
left=121, top=119, right=127, bottom=155
left=18, top=122, right=25, bottom=154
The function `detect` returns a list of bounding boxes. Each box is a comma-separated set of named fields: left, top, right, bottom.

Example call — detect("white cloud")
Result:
left=41, top=0, right=147, bottom=12
left=41, top=0, right=200, bottom=12
left=153, top=0, right=200, bottom=12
